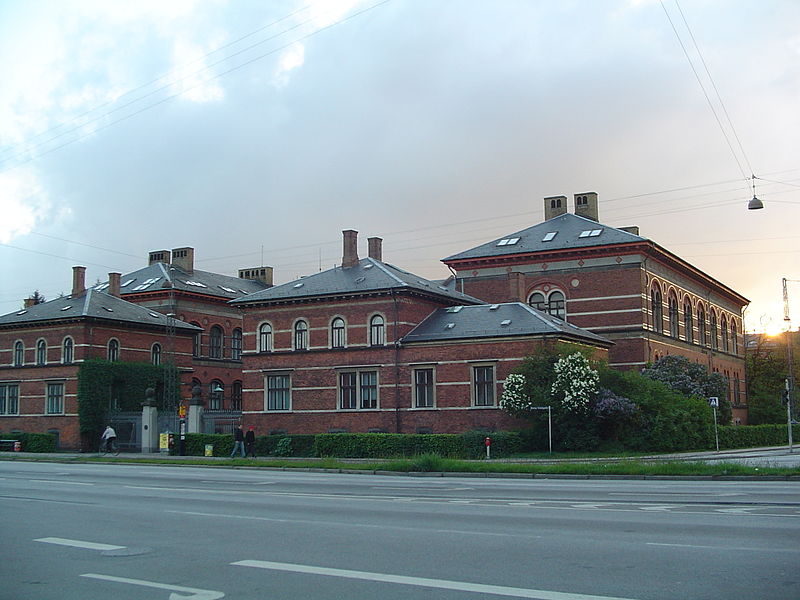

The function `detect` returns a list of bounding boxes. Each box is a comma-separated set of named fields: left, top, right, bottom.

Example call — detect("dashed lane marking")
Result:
left=35, top=537, right=125, bottom=551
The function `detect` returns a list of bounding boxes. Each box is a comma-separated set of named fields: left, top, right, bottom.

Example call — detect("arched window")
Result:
left=331, top=317, right=346, bottom=348
left=651, top=287, right=663, bottom=333
left=62, top=337, right=74, bottom=364
left=231, top=328, right=242, bottom=360
left=231, top=381, right=242, bottom=410
left=190, top=322, right=201, bottom=357
left=710, top=312, right=718, bottom=350
left=528, top=291, right=546, bottom=312
left=294, top=320, right=309, bottom=351
left=668, top=294, right=679, bottom=338
left=731, top=319, right=738, bottom=354
left=697, top=305, right=707, bottom=346
left=36, top=339, right=47, bottom=365
left=13, top=341, right=24, bottom=367
left=209, top=380, right=224, bottom=410
left=721, top=315, right=729, bottom=352
left=151, top=343, right=161, bottom=365
left=548, top=291, right=566, bottom=320
left=527, top=290, right=566, bottom=320
left=369, top=315, right=385, bottom=346
left=258, top=323, right=273, bottom=352
left=108, top=339, right=119, bottom=361
left=209, top=326, right=223, bottom=358
left=683, top=300, right=693, bottom=343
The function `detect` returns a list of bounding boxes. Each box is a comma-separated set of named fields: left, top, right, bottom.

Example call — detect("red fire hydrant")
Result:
left=484, top=437, right=491, bottom=459
left=13, top=441, right=21, bottom=452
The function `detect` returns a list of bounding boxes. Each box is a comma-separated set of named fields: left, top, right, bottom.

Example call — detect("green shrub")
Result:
left=718, top=424, right=798, bottom=449
left=0, top=432, right=56, bottom=453
left=274, top=438, right=292, bottom=457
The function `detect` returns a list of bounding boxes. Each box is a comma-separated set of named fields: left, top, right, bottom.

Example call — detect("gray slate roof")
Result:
left=442, top=213, right=646, bottom=262
left=231, top=257, right=483, bottom=306
left=0, top=290, right=201, bottom=332
left=401, top=302, right=611, bottom=346
left=94, top=263, right=267, bottom=300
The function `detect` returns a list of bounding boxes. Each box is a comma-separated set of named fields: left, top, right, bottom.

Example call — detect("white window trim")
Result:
left=470, top=362, right=497, bottom=408
left=412, top=366, right=436, bottom=409
left=264, top=372, right=292, bottom=412
left=258, top=321, right=274, bottom=353
left=330, top=316, right=347, bottom=349
left=45, top=380, right=66, bottom=415
left=337, top=368, right=380, bottom=410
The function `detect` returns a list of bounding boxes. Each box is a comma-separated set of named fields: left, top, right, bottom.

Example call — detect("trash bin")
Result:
left=204, top=444, right=213, bottom=457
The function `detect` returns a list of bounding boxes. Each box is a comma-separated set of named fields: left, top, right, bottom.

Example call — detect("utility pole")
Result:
left=783, top=278, right=796, bottom=452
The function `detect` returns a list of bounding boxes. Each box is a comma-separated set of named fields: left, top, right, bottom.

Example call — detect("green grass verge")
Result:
left=19, top=453, right=800, bottom=477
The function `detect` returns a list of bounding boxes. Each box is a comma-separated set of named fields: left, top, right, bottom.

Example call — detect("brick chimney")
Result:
left=171, top=247, right=194, bottom=274
left=23, top=298, right=36, bottom=308
left=574, top=192, right=599, bottom=221
left=238, top=266, right=274, bottom=286
left=367, top=237, right=382, bottom=261
left=72, top=266, right=86, bottom=297
left=108, top=272, right=121, bottom=297
left=148, top=250, right=171, bottom=265
left=544, top=195, right=568, bottom=220
left=342, top=230, right=359, bottom=268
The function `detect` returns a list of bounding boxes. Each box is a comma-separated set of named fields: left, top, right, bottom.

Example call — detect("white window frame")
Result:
left=62, top=337, right=74, bottom=364
left=265, top=372, right=291, bottom=411
left=0, top=383, right=20, bottom=415
left=471, top=363, right=496, bottom=407
left=13, top=341, right=24, bottom=367
left=151, top=343, right=161, bottom=365
left=46, top=381, right=65, bottom=415
left=258, top=322, right=273, bottom=353
left=36, top=339, right=47, bottom=366
left=413, top=366, right=436, bottom=408
left=294, top=320, right=309, bottom=351
left=331, top=317, right=346, bottom=349
left=107, top=339, right=120, bottom=362
left=338, top=369, right=379, bottom=410
left=231, top=328, right=243, bottom=360
left=369, top=314, right=385, bottom=346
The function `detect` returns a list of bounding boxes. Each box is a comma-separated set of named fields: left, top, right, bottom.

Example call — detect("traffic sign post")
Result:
left=708, top=397, right=719, bottom=452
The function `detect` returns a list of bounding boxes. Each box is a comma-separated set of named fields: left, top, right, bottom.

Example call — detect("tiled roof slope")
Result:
left=231, top=257, right=483, bottom=305
left=95, top=263, right=267, bottom=300
left=401, top=302, right=612, bottom=346
left=0, top=290, right=201, bottom=331
left=442, top=213, right=645, bottom=262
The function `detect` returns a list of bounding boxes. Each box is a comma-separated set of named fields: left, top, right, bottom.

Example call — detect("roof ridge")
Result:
left=80, top=288, right=93, bottom=317
left=367, top=257, right=406, bottom=286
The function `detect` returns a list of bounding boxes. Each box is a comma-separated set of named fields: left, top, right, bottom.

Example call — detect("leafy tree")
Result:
left=25, top=290, right=46, bottom=306
left=641, top=355, right=731, bottom=424
left=746, top=333, right=796, bottom=424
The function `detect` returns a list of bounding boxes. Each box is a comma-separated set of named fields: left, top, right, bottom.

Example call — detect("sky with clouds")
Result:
left=0, top=0, right=798, bottom=333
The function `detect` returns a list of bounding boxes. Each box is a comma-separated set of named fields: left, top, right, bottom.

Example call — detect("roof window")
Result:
left=95, top=283, right=109, bottom=291
left=542, top=232, right=557, bottom=242
left=121, top=279, right=135, bottom=287
left=16, top=310, right=27, bottom=315
left=500, top=319, right=511, bottom=326
left=445, top=323, right=455, bottom=329
left=149, top=312, right=161, bottom=318
left=447, top=306, right=463, bottom=313
left=489, top=304, right=500, bottom=310
left=293, top=283, right=304, bottom=288
left=60, top=306, right=72, bottom=311
left=496, top=237, right=520, bottom=246
left=218, top=285, right=237, bottom=293
left=579, top=229, right=603, bottom=238
left=102, top=307, right=114, bottom=312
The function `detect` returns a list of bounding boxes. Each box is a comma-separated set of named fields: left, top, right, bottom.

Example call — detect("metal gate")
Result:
left=202, top=410, right=241, bottom=434
left=109, top=412, right=142, bottom=452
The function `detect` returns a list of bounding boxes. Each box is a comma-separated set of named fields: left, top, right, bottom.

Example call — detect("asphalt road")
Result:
left=1, top=461, right=798, bottom=600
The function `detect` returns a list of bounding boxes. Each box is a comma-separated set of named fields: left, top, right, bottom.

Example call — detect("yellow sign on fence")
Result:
left=159, top=433, right=169, bottom=451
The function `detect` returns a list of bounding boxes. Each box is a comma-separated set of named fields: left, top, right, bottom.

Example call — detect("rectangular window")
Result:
left=339, top=372, right=357, bottom=409
left=0, top=384, right=20, bottom=415
left=473, top=365, right=495, bottom=407
left=266, top=375, right=290, bottom=411
left=339, top=370, right=378, bottom=409
left=414, top=368, right=434, bottom=408
left=360, top=371, right=377, bottom=409
left=46, top=382, right=64, bottom=414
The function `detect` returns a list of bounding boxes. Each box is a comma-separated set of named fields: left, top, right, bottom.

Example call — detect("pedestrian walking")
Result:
left=245, top=426, right=256, bottom=458
left=230, top=424, right=245, bottom=458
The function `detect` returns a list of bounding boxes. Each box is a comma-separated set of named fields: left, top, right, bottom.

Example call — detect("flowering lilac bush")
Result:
left=593, top=388, right=637, bottom=420
left=550, top=353, right=599, bottom=414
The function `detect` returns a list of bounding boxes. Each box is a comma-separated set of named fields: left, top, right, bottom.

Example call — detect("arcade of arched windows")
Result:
left=648, top=279, right=740, bottom=355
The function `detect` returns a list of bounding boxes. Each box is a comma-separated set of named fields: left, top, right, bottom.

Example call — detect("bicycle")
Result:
left=99, top=439, right=120, bottom=457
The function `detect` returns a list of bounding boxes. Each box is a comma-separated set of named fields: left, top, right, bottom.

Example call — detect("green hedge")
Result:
left=718, top=424, right=798, bottom=449
left=179, top=432, right=521, bottom=459
left=0, top=433, right=57, bottom=453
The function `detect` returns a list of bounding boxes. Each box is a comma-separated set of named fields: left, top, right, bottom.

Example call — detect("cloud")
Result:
left=0, top=168, right=54, bottom=243
left=273, top=43, right=306, bottom=88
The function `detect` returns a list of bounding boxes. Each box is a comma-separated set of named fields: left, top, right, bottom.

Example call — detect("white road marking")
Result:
left=35, top=537, right=125, bottom=551
left=232, top=560, right=639, bottom=600
left=125, top=485, right=265, bottom=494
left=647, top=543, right=799, bottom=553
left=372, top=486, right=473, bottom=491
left=716, top=508, right=757, bottom=514
left=81, top=573, right=224, bottom=600
left=30, top=479, right=93, bottom=486
left=638, top=505, right=674, bottom=511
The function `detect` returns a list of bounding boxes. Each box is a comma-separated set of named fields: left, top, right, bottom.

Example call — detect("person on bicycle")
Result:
left=101, top=425, right=117, bottom=452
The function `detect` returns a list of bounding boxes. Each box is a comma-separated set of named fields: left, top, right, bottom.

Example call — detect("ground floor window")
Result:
left=0, top=383, right=19, bottom=415
left=472, top=365, right=495, bottom=406
left=413, top=368, right=435, bottom=408
left=339, top=370, right=378, bottom=409
left=46, top=382, right=64, bottom=414
left=266, top=374, right=291, bottom=411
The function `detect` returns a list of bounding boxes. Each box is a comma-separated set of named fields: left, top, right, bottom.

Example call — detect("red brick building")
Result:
left=442, top=193, right=749, bottom=422
left=103, top=247, right=270, bottom=411
left=0, top=267, right=200, bottom=449
left=232, top=231, right=611, bottom=434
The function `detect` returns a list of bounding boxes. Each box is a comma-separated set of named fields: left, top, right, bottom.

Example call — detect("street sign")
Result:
left=708, top=397, right=719, bottom=407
